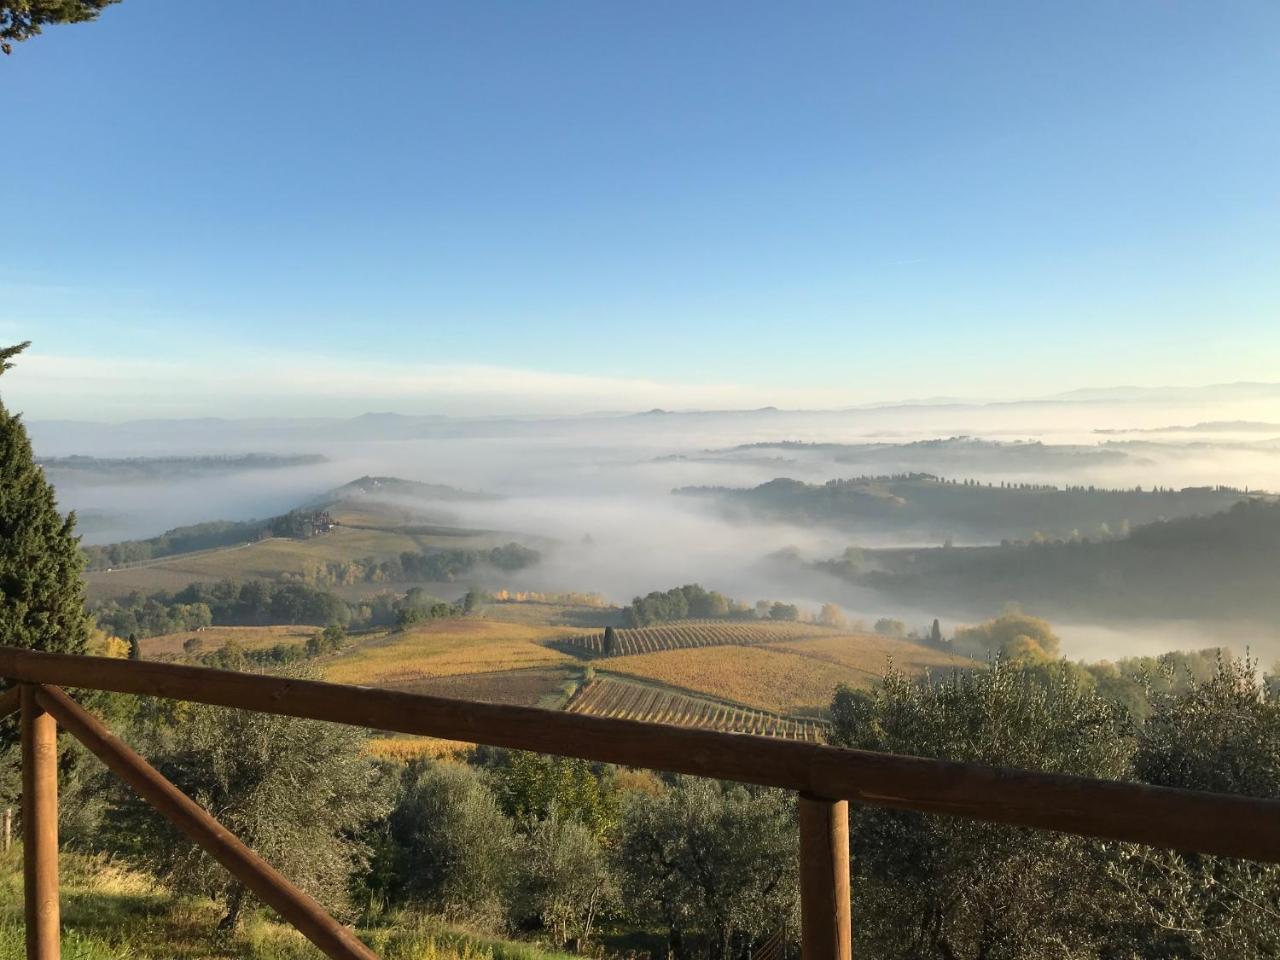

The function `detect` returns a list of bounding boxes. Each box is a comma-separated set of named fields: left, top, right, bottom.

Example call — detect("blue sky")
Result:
left=3, top=0, right=1278, bottom=419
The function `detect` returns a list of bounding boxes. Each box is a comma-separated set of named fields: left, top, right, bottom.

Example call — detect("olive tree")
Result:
left=124, top=692, right=392, bottom=929
left=514, top=809, right=616, bottom=949
left=829, top=660, right=1134, bottom=959
left=619, top=776, right=799, bottom=960
left=1099, top=654, right=1280, bottom=959
left=381, top=760, right=517, bottom=927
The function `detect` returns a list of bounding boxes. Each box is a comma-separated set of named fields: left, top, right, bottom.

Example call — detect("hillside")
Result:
left=593, top=630, right=972, bottom=715
left=81, top=472, right=539, bottom=601
left=134, top=612, right=966, bottom=734
left=315, top=474, right=500, bottom=506
left=817, top=498, right=1280, bottom=620
left=678, top=473, right=1251, bottom=542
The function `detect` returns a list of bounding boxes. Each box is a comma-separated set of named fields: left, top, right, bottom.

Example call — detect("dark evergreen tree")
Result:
left=127, top=633, right=141, bottom=660
left=0, top=343, right=92, bottom=662
left=602, top=625, right=617, bottom=656
left=0, top=1, right=120, bottom=54
left=929, top=618, right=943, bottom=645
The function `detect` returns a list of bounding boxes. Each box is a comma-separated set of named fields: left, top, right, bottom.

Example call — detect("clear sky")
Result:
left=3, top=0, right=1278, bottom=419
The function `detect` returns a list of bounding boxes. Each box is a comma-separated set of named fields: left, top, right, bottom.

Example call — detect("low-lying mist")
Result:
left=30, top=386, right=1280, bottom=666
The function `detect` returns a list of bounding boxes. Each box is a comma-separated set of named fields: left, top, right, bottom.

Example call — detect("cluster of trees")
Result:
left=624, top=583, right=745, bottom=626
left=190, top=624, right=350, bottom=670
left=87, top=699, right=798, bottom=959
left=623, top=583, right=809, bottom=627
left=91, top=580, right=350, bottom=638
left=89, top=579, right=480, bottom=640
left=285, top=542, right=541, bottom=588
left=398, top=543, right=540, bottom=581
left=830, top=653, right=1280, bottom=959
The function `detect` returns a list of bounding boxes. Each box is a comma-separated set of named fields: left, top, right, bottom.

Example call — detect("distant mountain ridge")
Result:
left=814, top=498, right=1280, bottom=621
left=678, top=472, right=1252, bottom=542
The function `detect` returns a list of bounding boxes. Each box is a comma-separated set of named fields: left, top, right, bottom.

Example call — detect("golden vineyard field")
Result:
left=567, top=676, right=826, bottom=741
left=559, top=619, right=835, bottom=657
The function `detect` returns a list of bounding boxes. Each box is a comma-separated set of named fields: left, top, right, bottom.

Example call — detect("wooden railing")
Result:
left=2, top=647, right=1280, bottom=960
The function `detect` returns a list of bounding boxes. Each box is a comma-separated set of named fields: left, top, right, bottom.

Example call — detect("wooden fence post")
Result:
left=36, top=684, right=379, bottom=960
left=799, top=793, right=850, bottom=960
left=21, top=685, right=59, bottom=960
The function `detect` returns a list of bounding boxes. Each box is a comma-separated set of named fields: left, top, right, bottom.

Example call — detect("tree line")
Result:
left=623, top=583, right=804, bottom=627
left=88, top=578, right=487, bottom=639
left=290, top=542, right=540, bottom=588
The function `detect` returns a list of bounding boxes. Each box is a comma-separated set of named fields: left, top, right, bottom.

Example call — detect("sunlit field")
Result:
left=320, top=619, right=585, bottom=686
left=601, top=634, right=968, bottom=715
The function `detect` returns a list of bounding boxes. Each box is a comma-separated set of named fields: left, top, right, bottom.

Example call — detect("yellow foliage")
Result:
left=604, top=632, right=972, bottom=714
left=321, top=619, right=585, bottom=686
left=954, top=613, right=1060, bottom=660
left=365, top=736, right=472, bottom=762
left=88, top=631, right=130, bottom=659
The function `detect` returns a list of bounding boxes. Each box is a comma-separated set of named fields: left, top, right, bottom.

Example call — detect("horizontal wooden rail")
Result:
left=36, top=684, right=377, bottom=960
left=2, top=647, right=1280, bottom=862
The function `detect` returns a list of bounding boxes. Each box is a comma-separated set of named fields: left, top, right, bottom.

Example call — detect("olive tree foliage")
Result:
left=1098, top=654, right=1280, bottom=959
left=829, top=661, right=1135, bottom=960
left=122, top=691, right=392, bottom=929
left=380, top=760, right=517, bottom=927
left=513, top=809, right=617, bottom=949
left=619, top=776, right=799, bottom=960
left=0, top=0, right=119, bottom=53
left=488, top=749, right=621, bottom=840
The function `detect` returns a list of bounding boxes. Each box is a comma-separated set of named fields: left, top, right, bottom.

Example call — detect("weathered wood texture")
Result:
left=799, top=795, right=851, bottom=960
left=21, top=686, right=59, bottom=960
left=3, top=648, right=1280, bottom=862
left=35, top=684, right=378, bottom=960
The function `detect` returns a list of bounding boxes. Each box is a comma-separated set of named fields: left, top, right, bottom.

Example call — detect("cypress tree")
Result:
left=0, top=342, right=91, bottom=661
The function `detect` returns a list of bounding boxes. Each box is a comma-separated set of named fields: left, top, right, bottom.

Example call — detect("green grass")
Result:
left=0, top=848, right=576, bottom=960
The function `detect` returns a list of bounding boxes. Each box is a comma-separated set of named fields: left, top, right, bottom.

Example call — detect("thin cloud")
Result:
left=6, top=351, right=864, bottom=420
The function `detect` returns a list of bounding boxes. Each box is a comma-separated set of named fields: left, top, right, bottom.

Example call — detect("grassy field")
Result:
left=567, top=676, right=826, bottom=740
left=388, top=666, right=577, bottom=709
left=141, top=625, right=321, bottom=658
left=84, top=524, right=497, bottom=600
left=320, top=620, right=585, bottom=687
left=600, top=632, right=972, bottom=715
left=0, top=848, right=573, bottom=960
left=762, top=632, right=974, bottom=677
left=474, top=601, right=619, bottom=628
